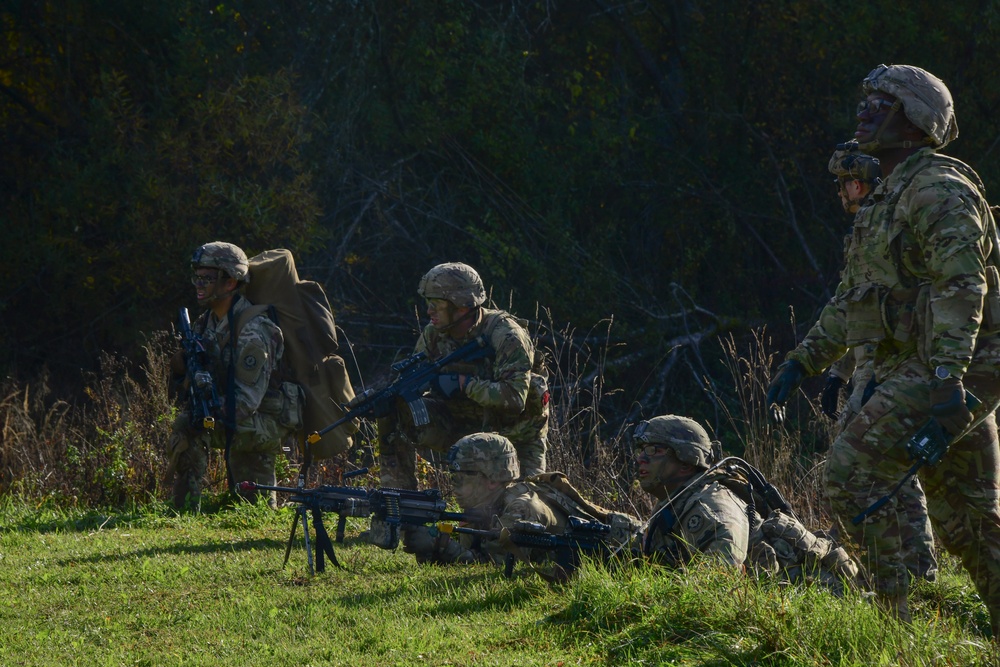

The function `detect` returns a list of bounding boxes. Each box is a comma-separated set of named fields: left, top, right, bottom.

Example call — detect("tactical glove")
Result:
left=434, top=373, right=463, bottom=398
left=929, top=377, right=974, bottom=438
left=766, top=360, right=806, bottom=409
left=820, top=375, right=844, bottom=419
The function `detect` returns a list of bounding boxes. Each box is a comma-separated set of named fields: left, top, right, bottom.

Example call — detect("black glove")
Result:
left=434, top=373, right=463, bottom=398
left=820, top=375, right=845, bottom=419
left=929, top=377, right=973, bottom=437
left=766, top=360, right=806, bottom=423
left=401, top=525, right=438, bottom=557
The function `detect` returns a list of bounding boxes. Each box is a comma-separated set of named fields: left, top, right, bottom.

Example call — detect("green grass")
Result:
left=0, top=498, right=996, bottom=666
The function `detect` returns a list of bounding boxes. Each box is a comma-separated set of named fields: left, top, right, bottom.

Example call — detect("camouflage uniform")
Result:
left=828, top=347, right=938, bottom=581
left=779, top=70, right=1000, bottom=628
left=168, top=244, right=295, bottom=509
left=405, top=433, right=566, bottom=568
left=637, top=415, right=859, bottom=591
left=643, top=472, right=756, bottom=566
left=380, top=264, right=549, bottom=489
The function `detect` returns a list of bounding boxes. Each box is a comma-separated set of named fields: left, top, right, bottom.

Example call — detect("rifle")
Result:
left=177, top=307, right=222, bottom=431
left=305, top=335, right=493, bottom=446
left=853, top=390, right=982, bottom=525
left=239, top=468, right=371, bottom=574
left=439, top=515, right=622, bottom=579
left=239, top=472, right=466, bottom=574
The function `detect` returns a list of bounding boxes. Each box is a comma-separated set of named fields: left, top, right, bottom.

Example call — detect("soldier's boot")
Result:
left=172, top=472, right=201, bottom=513
left=877, top=591, right=912, bottom=623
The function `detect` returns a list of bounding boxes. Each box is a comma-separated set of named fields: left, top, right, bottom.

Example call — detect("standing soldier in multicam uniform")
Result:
left=820, top=149, right=938, bottom=583
left=378, top=262, right=549, bottom=491
left=636, top=415, right=858, bottom=591
left=768, top=64, right=1000, bottom=631
left=167, top=242, right=298, bottom=510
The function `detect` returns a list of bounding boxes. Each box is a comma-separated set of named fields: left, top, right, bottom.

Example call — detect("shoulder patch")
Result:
left=686, top=513, right=703, bottom=533
left=235, top=342, right=268, bottom=385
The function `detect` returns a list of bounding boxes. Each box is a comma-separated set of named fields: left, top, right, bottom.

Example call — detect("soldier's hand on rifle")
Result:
left=194, top=371, right=213, bottom=389
left=930, top=376, right=974, bottom=437
left=820, top=374, right=844, bottom=419
left=434, top=373, right=464, bottom=398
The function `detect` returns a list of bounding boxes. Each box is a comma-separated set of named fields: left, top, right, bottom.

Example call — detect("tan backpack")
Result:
left=244, top=249, right=359, bottom=458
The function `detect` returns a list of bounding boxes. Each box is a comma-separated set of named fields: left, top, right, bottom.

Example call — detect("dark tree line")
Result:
left=3, top=0, right=999, bottom=435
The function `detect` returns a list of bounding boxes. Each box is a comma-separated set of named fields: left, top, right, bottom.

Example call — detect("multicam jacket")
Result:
left=416, top=308, right=547, bottom=436
left=195, top=295, right=284, bottom=423
left=788, top=148, right=998, bottom=381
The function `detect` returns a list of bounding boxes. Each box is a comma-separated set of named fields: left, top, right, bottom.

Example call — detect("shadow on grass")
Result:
left=56, top=536, right=290, bottom=565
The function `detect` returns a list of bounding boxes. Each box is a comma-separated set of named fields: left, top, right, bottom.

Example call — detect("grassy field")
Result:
left=1, top=496, right=997, bottom=667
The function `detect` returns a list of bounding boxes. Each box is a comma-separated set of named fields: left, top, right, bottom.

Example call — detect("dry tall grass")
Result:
left=0, top=325, right=831, bottom=527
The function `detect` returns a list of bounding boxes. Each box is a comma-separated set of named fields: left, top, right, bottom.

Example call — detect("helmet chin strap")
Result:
left=439, top=305, right=480, bottom=334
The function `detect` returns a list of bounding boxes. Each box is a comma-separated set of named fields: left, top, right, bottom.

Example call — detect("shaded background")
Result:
left=3, top=0, right=999, bottom=441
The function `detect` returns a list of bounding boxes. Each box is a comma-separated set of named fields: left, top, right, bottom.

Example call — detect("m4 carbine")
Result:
left=177, top=307, right=222, bottom=431
left=306, top=335, right=493, bottom=446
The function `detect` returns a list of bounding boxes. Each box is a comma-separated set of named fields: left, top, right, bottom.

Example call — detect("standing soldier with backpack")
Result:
left=767, top=65, right=1000, bottom=631
left=167, top=242, right=301, bottom=510
left=378, top=262, right=549, bottom=491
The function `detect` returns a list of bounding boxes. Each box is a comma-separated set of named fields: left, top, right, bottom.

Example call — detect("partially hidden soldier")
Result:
left=166, top=242, right=299, bottom=510
left=767, top=64, right=1000, bottom=631
left=378, top=262, right=550, bottom=490
left=402, top=432, right=639, bottom=580
left=821, top=149, right=938, bottom=583
left=636, top=415, right=858, bottom=594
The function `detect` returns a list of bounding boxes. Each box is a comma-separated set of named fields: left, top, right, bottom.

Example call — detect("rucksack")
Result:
left=523, top=472, right=642, bottom=548
left=244, top=249, right=359, bottom=459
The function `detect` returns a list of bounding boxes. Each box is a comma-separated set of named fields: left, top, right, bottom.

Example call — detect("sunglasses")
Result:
left=856, top=98, right=897, bottom=116
left=191, top=273, right=220, bottom=288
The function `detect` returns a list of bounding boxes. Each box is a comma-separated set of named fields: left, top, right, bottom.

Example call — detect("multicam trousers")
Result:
left=825, top=340, right=1000, bottom=635
left=378, top=395, right=547, bottom=490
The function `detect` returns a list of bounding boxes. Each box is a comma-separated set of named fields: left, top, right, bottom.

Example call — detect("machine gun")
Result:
left=306, top=336, right=493, bottom=447
left=177, top=307, right=222, bottom=431
left=239, top=469, right=372, bottom=574
left=240, top=471, right=467, bottom=574
left=438, top=515, right=623, bottom=580
left=853, top=390, right=982, bottom=525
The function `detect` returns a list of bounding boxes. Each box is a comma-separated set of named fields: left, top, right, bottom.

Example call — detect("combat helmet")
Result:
left=828, top=149, right=881, bottom=184
left=191, top=242, right=250, bottom=283
left=447, top=432, right=520, bottom=483
left=418, top=262, right=486, bottom=308
left=861, top=64, right=958, bottom=149
left=633, top=415, right=717, bottom=469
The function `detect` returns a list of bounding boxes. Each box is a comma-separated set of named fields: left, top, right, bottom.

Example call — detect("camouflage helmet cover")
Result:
left=191, top=241, right=250, bottom=283
left=447, top=432, right=520, bottom=483
left=634, top=415, right=716, bottom=469
left=417, top=262, right=486, bottom=308
left=828, top=149, right=881, bottom=183
left=862, top=64, right=958, bottom=149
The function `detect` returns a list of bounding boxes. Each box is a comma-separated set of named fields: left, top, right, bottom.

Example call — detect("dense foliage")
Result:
left=3, top=1, right=999, bottom=433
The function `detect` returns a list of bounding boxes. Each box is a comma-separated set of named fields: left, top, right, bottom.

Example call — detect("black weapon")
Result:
left=239, top=468, right=371, bottom=574
left=177, top=307, right=222, bottom=431
left=439, top=515, right=620, bottom=579
left=852, top=390, right=982, bottom=525
left=306, top=335, right=493, bottom=446
left=366, top=487, right=466, bottom=551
